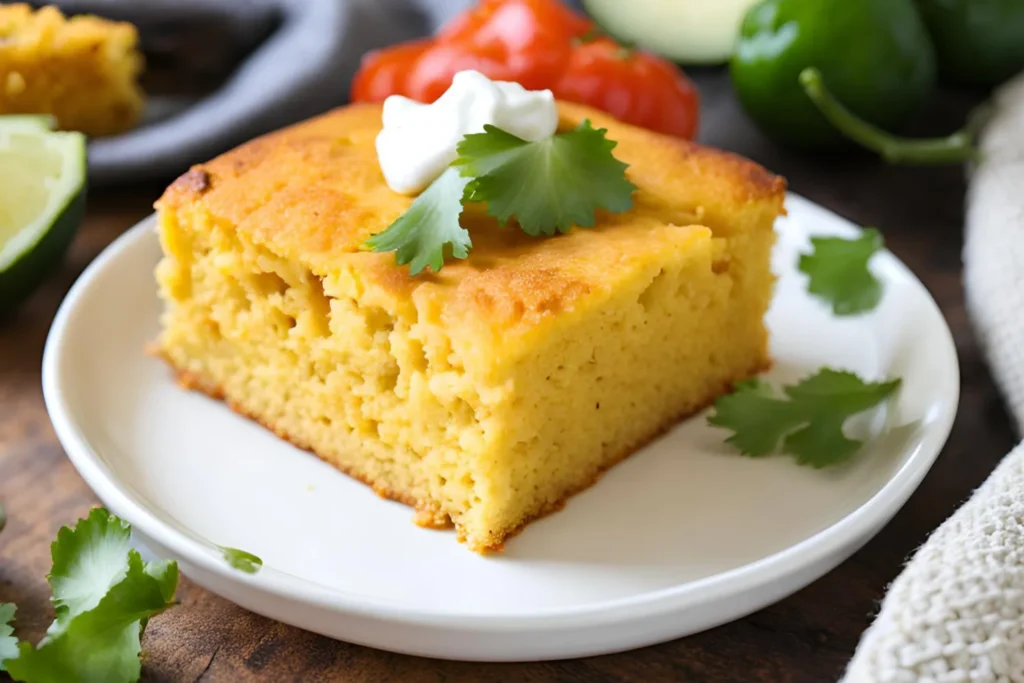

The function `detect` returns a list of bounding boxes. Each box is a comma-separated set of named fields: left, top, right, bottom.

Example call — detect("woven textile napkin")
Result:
left=843, top=73, right=1024, bottom=682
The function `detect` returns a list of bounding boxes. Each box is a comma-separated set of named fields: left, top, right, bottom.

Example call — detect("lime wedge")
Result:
left=0, top=114, right=57, bottom=132
left=0, top=117, right=86, bottom=316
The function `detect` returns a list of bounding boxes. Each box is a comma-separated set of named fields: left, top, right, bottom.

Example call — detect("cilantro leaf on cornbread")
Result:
left=367, top=120, right=636, bottom=272
left=799, top=229, right=884, bottom=316
left=364, top=168, right=473, bottom=276
left=708, top=369, right=901, bottom=467
left=454, top=120, right=637, bottom=236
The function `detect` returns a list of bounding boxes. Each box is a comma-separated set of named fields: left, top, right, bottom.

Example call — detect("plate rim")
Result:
left=42, top=192, right=960, bottom=633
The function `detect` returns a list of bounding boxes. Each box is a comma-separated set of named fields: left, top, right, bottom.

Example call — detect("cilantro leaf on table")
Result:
left=0, top=603, right=18, bottom=671
left=220, top=546, right=263, bottom=574
left=48, top=507, right=134, bottom=625
left=798, top=229, right=884, bottom=315
left=454, top=120, right=637, bottom=236
left=707, top=369, right=901, bottom=468
left=364, top=167, right=473, bottom=276
left=4, top=508, right=178, bottom=683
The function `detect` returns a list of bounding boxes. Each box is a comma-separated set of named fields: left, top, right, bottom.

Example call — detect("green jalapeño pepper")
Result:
left=730, top=0, right=937, bottom=150
left=798, top=67, right=980, bottom=164
left=916, top=0, right=1024, bottom=87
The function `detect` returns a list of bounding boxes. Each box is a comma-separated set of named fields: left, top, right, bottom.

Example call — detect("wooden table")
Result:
left=0, top=71, right=1011, bottom=682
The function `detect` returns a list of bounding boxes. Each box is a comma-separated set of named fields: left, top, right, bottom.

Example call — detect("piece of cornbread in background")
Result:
left=153, top=101, right=785, bottom=553
left=0, top=4, right=143, bottom=136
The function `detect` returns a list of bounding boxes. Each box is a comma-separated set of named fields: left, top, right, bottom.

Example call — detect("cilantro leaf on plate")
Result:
left=4, top=508, right=179, bottom=683
left=454, top=120, right=637, bottom=236
left=220, top=547, right=263, bottom=574
left=0, top=603, right=17, bottom=671
left=798, top=228, right=884, bottom=315
left=364, top=167, right=473, bottom=276
left=707, top=368, right=901, bottom=468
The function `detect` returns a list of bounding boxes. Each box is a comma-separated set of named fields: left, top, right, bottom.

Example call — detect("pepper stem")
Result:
left=798, top=67, right=980, bottom=165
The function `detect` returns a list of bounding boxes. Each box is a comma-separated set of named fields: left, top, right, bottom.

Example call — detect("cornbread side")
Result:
left=154, top=101, right=785, bottom=552
left=0, top=4, right=143, bottom=136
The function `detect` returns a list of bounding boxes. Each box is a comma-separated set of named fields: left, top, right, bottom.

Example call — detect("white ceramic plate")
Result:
left=42, top=194, right=958, bottom=662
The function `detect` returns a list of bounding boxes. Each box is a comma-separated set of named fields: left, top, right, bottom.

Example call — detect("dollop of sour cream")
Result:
left=376, top=70, right=559, bottom=195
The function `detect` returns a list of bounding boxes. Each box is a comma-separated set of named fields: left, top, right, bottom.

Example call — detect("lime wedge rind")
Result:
left=0, top=132, right=86, bottom=272
left=0, top=118, right=87, bottom=315
left=0, top=183, right=86, bottom=315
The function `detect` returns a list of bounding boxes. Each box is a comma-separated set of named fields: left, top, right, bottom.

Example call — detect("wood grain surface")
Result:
left=0, top=71, right=1010, bottom=682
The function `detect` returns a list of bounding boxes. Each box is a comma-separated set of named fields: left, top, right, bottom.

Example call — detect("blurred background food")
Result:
left=4, top=0, right=1024, bottom=172
left=730, top=0, right=937, bottom=150
left=582, top=0, right=761, bottom=65
left=916, top=0, right=1024, bottom=87
left=1, top=0, right=1024, bottom=316
left=350, top=0, right=701, bottom=138
left=0, top=3, right=142, bottom=136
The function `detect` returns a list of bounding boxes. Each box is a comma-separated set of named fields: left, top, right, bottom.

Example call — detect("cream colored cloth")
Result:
left=843, top=73, right=1024, bottom=682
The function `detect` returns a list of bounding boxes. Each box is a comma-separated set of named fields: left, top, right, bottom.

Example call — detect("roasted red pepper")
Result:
left=350, top=0, right=700, bottom=140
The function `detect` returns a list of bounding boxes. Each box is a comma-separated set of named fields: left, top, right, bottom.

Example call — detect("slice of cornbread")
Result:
left=0, top=4, right=143, bottom=137
left=154, top=101, right=785, bottom=552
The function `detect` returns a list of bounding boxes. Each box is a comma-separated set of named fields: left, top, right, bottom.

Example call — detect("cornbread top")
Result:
left=157, top=101, right=785, bottom=333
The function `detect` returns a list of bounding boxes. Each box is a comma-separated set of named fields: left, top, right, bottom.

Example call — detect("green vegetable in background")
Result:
left=730, top=0, right=937, bottom=150
left=916, top=0, right=1024, bottom=87
left=798, top=67, right=981, bottom=164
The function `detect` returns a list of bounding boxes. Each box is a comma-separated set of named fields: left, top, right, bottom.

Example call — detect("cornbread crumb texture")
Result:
left=0, top=3, right=143, bottom=136
left=155, top=101, right=784, bottom=552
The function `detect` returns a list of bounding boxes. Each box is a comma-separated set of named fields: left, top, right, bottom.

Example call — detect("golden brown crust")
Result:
left=153, top=101, right=785, bottom=335
left=158, top=352, right=769, bottom=553
left=156, top=101, right=786, bottom=214
left=168, top=168, right=212, bottom=197
left=555, top=101, right=788, bottom=205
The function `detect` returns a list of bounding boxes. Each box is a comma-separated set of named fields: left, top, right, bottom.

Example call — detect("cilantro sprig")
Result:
left=1, top=509, right=179, bottom=682
left=0, top=604, right=17, bottom=671
left=364, top=168, right=472, bottom=276
left=367, top=120, right=636, bottom=275
left=799, top=229, right=884, bottom=315
left=708, top=369, right=901, bottom=468
left=455, top=121, right=636, bottom=236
